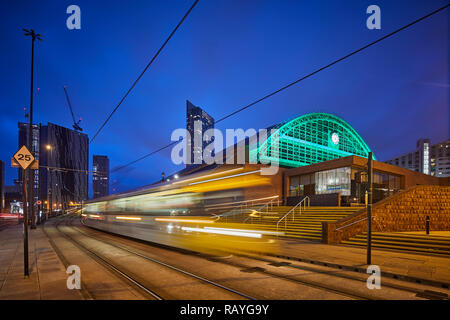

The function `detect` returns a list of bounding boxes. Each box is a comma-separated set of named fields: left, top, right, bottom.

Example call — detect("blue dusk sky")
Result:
left=0, top=0, right=448, bottom=194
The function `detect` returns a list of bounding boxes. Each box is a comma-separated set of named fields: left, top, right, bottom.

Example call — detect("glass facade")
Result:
left=316, top=167, right=351, bottom=196
left=385, top=138, right=450, bottom=177
left=186, top=100, right=214, bottom=166
left=93, top=155, right=110, bottom=198
left=39, top=123, right=89, bottom=211
left=289, top=166, right=401, bottom=205
left=0, top=160, right=4, bottom=209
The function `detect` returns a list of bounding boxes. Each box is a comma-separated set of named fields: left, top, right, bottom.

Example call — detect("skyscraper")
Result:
left=39, top=122, right=89, bottom=212
left=18, top=122, right=40, bottom=204
left=93, top=155, right=109, bottom=198
left=0, top=160, right=4, bottom=209
left=186, top=100, right=214, bottom=166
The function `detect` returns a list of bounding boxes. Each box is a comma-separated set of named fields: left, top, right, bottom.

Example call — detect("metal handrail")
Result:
left=276, top=196, right=310, bottom=232
left=335, top=217, right=368, bottom=231
left=206, top=195, right=279, bottom=211
left=218, top=196, right=280, bottom=223
left=335, top=216, right=381, bottom=232
left=244, top=197, right=281, bottom=224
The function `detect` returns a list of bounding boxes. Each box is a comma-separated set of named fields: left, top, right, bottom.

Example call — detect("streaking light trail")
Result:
left=155, top=218, right=215, bottom=224
left=116, top=216, right=142, bottom=221
left=181, top=226, right=262, bottom=238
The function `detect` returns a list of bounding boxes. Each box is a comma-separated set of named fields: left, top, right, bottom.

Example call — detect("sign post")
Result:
left=12, top=145, right=38, bottom=277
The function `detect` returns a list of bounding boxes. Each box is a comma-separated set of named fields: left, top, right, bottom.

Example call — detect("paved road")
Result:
left=48, top=215, right=450, bottom=300
left=1, top=214, right=448, bottom=300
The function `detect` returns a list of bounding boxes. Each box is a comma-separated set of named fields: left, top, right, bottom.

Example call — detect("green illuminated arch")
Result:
left=252, top=113, right=374, bottom=167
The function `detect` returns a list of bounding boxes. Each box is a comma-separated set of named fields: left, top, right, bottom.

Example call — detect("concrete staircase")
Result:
left=342, top=232, right=450, bottom=256
left=325, top=186, right=450, bottom=254
left=220, top=206, right=362, bottom=241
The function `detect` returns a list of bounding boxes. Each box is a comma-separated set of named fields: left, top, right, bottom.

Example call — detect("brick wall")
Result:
left=323, top=185, right=450, bottom=244
left=242, top=163, right=285, bottom=202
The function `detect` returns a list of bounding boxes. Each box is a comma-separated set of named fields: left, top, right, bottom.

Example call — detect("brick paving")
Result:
left=274, top=238, right=450, bottom=285
left=0, top=223, right=83, bottom=300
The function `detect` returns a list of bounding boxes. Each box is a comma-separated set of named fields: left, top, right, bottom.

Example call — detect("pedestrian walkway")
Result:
left=271, top=238, right=450, bottom=286
left=0, top=224, right=83, bottom=300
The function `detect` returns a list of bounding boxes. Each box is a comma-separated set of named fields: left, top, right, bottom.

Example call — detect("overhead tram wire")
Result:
left=111, top=3, right=449, bottom=173
left=39, top=165, right=105, bottom=175
left=89, top=0, right=200, bottom=144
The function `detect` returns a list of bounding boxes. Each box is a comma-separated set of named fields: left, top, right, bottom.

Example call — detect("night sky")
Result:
left=1, top=0, right=448, bottom=195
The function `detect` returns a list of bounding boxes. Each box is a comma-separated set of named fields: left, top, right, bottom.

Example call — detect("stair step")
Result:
left=354, top=235, right=450, bottom=246
left=365, top=232, right=450, bottom=241
left=241, top=225, right=322, bottom=232
left=342, top=241, right=450, bottom=255
left=246, top=223, right=322, bottom=227
left=281, top=235, right=321, bottom=240
left=217, top=206, right=362, bottom=242
left=346, top=237, right=450, bottom=249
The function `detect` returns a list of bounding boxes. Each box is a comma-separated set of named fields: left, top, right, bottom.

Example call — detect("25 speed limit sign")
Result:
left=13, top=145, right=35, bottom=170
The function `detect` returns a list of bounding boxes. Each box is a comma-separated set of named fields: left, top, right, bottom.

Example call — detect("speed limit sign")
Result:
left=13, top=145, right=35, bottom=170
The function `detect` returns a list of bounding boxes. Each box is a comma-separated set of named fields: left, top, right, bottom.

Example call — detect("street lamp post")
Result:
left=46, top=145, right=53, bottom=220
left=23, top=28, right=42, bottom=230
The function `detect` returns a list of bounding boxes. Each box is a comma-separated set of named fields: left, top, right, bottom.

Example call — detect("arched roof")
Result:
left=254, top=113, right=374, bottom=167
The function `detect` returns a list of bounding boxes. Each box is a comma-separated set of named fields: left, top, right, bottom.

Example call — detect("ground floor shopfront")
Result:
left=283, top=155, right=446, bottom=206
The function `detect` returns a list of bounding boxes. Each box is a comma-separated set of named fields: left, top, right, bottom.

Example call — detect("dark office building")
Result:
left=17, top=122, right=40, bottom=204
left=92, top=155, right=109, bottom=198
left=0, top=160, right=4, bottom=209
left=186, top=100, right=214, bottom=166
left=385, top=139, right=450, bottom=177
left=39, top=122, right=89, bottom=211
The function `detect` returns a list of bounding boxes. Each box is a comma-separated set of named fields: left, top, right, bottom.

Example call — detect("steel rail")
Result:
left=73, top=216, right=256, bottom=300
left=78, top=215, right=367, bottom=300
left=232, top=252, right=449, bottom=300
left=54, top=217, right=163, bottom=300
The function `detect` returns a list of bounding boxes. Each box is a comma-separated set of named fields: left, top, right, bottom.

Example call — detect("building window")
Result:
left=423, top=142, right=430, bottom=174
left=315, top=167, right=351, bottom=196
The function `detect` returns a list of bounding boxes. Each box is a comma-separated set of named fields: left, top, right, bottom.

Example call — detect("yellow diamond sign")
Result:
left=13, top=145, right=35, bottom=170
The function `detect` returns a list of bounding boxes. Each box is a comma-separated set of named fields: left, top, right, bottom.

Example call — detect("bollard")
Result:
left=426, top=216, right=430, bottom=235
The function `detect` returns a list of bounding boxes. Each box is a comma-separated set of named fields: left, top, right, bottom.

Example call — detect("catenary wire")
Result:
left=111, top=3, right=449, bottom=173
left=89, top=0, right=199, bottom=144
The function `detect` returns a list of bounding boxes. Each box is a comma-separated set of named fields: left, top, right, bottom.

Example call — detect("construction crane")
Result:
left=63, top=85, right=83, bottom=131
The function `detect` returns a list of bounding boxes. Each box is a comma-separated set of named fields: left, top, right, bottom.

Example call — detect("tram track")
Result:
left=43, top=215, right=159, bottom=300
left=42, top=217, right=95, bottom=300
left=77, top=217, right=373, bottom=300
left=231, top=252, right=450, bottom=300
left=55, top=215, right=256, bottom=300
left=77, top=215, right=449, bottom=300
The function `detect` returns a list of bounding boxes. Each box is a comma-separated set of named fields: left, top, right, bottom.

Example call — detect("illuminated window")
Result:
left=423, top=143, right=430, bottom=174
